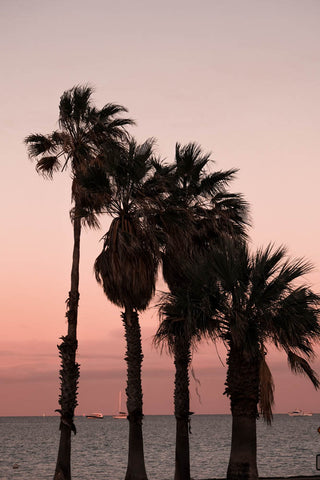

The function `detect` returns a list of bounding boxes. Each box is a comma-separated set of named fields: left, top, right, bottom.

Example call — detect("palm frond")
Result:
left=105, top=118, right=135, bottom=135
left=278, top=257, right=314, bottom=286
left=175, top=142, right=211, bottom=180
left=99, top=103, right=129, bottom=119
left=249, top=244, right=287, bottom=310
left=81, top=211, right=101, bottom=229
left=59, top=90, right=73, bottom=123
left=269, top=287, right=320, bottom=353
left=253, top=244, right=287, bottom=279
left=287, top=350, right=320, bottom=388
left=25, top=134, right=57, bottom=157
left=51, top=130, right=70, bottom=148
left=35, top=156, right=61, bottom=178
left=59, top=84, right=94, bottom=126
left=259, top=354, right=274, bottom=424
left=70, top=206, right=100, bottom=229
left=251, top=248, right=315, bottom=321
left=200, top=169, right=238, bottom=194
left=73, top=85, right=93, bottom=121
left=204, top=194, right=250, bottom=240
left=211, top=240, right=251, bottom=300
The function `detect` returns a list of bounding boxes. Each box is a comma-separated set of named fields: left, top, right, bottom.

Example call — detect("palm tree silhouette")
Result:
left=162, top=142, right=248, bottom=292
left=155, top=142, right=248, bottom=480
left=157, top=238, right=320, bottom=480
left=205, top=240, right=320, bottom=480
left=25, top=85, right=133, bottom=480
left=94, top=138, right=163, bottom=480
left=154, top=280, right=220, bottom=480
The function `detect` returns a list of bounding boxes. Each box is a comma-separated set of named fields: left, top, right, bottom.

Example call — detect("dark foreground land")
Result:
left=205, top=477, right=320, bottom=480
left=261, top=477, right=320, bottom=480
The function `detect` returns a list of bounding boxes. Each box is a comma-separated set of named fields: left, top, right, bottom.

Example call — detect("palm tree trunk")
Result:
left=226, top=342, right=260, bottom=480
left=54, top=214, right=81, bottom=480
left=228, top=414, right=258, bottom=480
left=123, top=307, right=148, bottom=480
left=173, top=336, right=191, bottom=480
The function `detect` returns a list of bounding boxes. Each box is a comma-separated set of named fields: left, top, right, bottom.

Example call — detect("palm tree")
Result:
left=25, top=85, right=133, bottom=480
left=154, top=143, right=249, bottom=480
left=157, top=239, right=320, bottom=480
left=207, top=240, right=320, bottom=480
left=94, top=138, right=163, bottom=480
left=161, top=142, right=249, bottom=292
left=154, top=274, right=220, bottom=480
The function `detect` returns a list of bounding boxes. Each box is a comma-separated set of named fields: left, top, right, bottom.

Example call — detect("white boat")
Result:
left=113, top=391, right=127, bottom=419
left=288, top=408, right=312, bottom=417
left=86, top=412, right=104, bottom=419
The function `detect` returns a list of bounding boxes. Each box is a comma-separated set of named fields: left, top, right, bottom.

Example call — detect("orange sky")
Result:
left=1, top=0, right=320, bottom=416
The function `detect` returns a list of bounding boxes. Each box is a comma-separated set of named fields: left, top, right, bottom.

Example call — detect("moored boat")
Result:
left=113, top=412, right=127, bottom=419
left=86, top=412, right=104, bottom=419
left=113, top=391, right=127, bottom=419
left=288, top=408, right=312, bottom=416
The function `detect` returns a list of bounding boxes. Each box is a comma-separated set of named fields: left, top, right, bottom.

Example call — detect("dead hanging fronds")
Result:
left=258, top=354, right=274, bottom=424
left=94, top=216, right=159, bottom=311
left=214, top=340, right=226, bottom=367
left=191, top=366, right=202, bottom=405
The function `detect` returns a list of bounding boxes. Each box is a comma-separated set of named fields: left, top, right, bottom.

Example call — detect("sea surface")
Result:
left=1, top=414, right=320, bottom=480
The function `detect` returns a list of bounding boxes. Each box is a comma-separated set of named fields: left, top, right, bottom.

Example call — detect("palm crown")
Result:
left=94, top=138, right=163, bottom=311
left=25, top=85, right=133, bottom=225
left=160, top=142, right=249, bottom=292
left=203, top=240, right=320, bottom=421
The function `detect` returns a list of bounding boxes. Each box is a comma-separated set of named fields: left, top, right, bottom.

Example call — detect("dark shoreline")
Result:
left=203, top=477, right=320, bottom=480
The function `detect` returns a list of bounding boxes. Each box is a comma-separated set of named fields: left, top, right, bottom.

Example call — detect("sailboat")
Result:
left=288, top=408, right=312, bottom=417
left=113, top=391, right=127, bottom=419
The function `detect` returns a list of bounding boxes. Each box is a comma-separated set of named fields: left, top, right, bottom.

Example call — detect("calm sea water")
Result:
left=1, top=414, right=320, bottom=480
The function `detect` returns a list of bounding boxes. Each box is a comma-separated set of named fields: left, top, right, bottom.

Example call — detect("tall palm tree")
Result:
left=25, top=85, right=133, bottom=480
left=94, top=138, right=163, bottom=480
left=207, top=240, right=320, bottom=480
left=155, top=143, right=249, bottom=480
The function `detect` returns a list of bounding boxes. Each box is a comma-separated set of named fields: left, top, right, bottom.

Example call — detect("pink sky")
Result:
left=1, top=0, right=320, bottom=416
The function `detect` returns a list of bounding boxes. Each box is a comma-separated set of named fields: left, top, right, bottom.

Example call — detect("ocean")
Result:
left=1, top=414, right=320, bottom=480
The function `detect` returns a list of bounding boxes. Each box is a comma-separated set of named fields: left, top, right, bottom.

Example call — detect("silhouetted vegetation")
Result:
left=26, top=84, right=320, bottom=480
left=25, top=85, right=132, bottom=480
left=158, top=239, right=320, bottom=480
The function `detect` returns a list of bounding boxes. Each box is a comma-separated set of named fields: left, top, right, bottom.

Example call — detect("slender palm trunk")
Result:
left=226, top=342, right=260, bottom=480
left=123, top=306, right=148, bottom=480
left=54, top=214, right=81, bottom=480
left=173, top=336, right=191, bottom=480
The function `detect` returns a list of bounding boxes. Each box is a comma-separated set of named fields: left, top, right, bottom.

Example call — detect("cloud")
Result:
left=0, top=361, right=226, bottom=385
left=0, top=350, right=19, bottom=357
left=77, top=352, right=123, bottom=360
left=0, top=369, right=58, bottom=384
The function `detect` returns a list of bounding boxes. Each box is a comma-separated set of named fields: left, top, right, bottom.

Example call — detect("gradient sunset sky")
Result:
left=1, top=0, right=320, bottom=416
